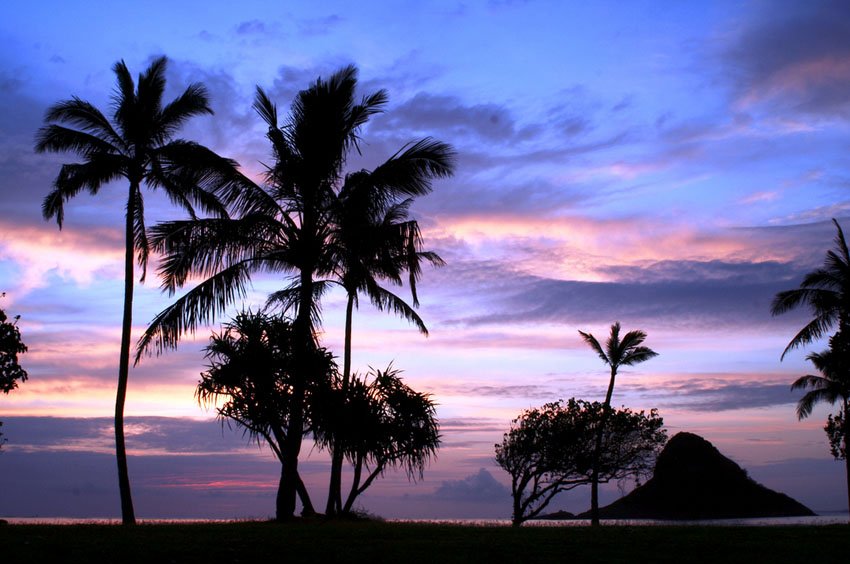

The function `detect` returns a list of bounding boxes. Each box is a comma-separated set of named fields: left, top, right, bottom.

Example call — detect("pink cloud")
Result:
left=0, top=220, right=123, bottom=294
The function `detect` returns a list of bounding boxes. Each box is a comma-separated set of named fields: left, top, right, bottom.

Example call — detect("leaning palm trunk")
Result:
left=115, top=186, right=138, bottom=526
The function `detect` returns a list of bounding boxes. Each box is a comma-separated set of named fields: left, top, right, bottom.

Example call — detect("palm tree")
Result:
left=35, top=57, right=235, bottom=525
left=771, top=219, right=850, bottom=358
left=578, top=322, right=657, bottom=526
left=791, top=331, right=850, bottom=516
left=136, top=65, right=451, bottom=518
left=323, top=146, right=452, bottom=515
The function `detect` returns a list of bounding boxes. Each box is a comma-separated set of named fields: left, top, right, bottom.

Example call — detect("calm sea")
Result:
left=4, top=514, right=849, bottom=526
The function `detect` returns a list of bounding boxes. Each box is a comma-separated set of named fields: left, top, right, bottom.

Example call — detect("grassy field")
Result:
left=2, top=521, right=849, bottom=563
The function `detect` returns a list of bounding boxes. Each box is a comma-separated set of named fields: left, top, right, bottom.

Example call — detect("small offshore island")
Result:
left=539, top=432, right=815, bottom=521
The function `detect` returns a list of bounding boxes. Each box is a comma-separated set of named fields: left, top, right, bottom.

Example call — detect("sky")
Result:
left=2, top=0, right=850, bottom=520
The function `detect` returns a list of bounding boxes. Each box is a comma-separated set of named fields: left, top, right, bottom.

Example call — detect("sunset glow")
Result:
left=2, top=0, right=850, bottom=520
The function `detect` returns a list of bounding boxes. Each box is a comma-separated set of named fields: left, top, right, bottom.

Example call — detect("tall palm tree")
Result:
left=323, top=145, right=452, bottom=515
left=578, top=322, right=657, bottom=526
left=136, top=65, right=451, bottom=518
left=771, top=219, right=850, bottom=358
left=791, top=331, right=850, bottom=516
left=35, top=57, right=235, bottom=525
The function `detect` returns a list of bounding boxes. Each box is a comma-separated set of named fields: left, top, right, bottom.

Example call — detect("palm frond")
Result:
left=362, top=278, right=428, bottom=335
left=158, top=83, right=213, bottom=141
left=42, top=158, right=126, bottom=227
left=135, top=261, right=253, bottom=362
left=832, top=218, right=850, bottom=266
left=790, top=374, right=827, bottom=392
left=131, top=185, right=149, bottom=282
left=265, top=280, right=332, bottom=327
left=605, top=322, right=622, bottom=364
left=618, top=329, right=648, bottom=351
left=110, top=59, right=136, bottom=132
left=621, top=346, right=659, bottom=366
left=150, top=215, right=286, bottom=293
left=579, top=330, right=609, bottom=365
left=795, top=388, right=838, bottom=420
left=252, top=86, right=279, bottom=129
left=781, top=313, right=836, bottom=359
left=40, top=97, right=125, bottom=150
left=35, top=124, right=122, bottom=157
left=136, top=56, right=167, bottom=117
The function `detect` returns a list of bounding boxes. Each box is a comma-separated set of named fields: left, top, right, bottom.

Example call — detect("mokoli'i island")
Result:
left=3, top=1, right=850, bottom=529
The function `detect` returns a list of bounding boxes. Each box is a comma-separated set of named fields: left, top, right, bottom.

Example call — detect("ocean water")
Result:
left=4, top=514, right=848, bottom=526
left=393, top=514, right=850, bottom=527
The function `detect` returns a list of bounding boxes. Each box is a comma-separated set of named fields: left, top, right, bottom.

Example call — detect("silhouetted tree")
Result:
left=1, top=304, right=28, bottom=395
left=579, top=322, right=658, bottom=525
left=1, top=298, right=28, bottom=450
left=772, top=219, right=850, bottom=517
left=772, top=219, right=850, bottom=358
left=35, top=56, right=236, bottom=524
left=495, top=399, right=665, bottom=526
left=791, top=330, right=850, bottom=515
left=312, top=365, right=440, bottom=515
left=197, top=310, right=336, bottom=520
left=138, top=65, right=452, bottom=518
left=325, top=158, right=452, bottom=514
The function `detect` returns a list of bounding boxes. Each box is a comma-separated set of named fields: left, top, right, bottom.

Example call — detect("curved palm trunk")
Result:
left=326, top=292, right=355, bottom=516
left=590, top=365, right=618, bottom=527
left=116, top=185, right=137, bottom=525
left=604, top=365, right=617, bottom=407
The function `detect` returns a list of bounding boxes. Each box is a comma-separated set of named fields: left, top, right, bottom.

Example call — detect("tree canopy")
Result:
left=198, top=310, right=336, bottom=518
left=495, top=399, right=666, bottom=526
left=1, top=301, right=28, bottom=451
left=0, top=304, right=28, bottom=395
left=312, top=365, right=440, bottom=514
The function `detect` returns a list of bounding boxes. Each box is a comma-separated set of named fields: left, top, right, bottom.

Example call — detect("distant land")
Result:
left=537, top=432, right=815, bottom=521
left=585, top=432, right=815, bottom=520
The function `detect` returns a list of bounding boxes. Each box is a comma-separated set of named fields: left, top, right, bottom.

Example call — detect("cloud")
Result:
left=726, top=1, right=850, bottom=118
left=437, top=257, right=804, bottom=332
left=1, top=416, right=266, bottom=456
left=0, top=220, right=124, bottom=293
left=627, top=377, right=803, bottom=412
left=420, top=219, right=845, bottom=333
left=375, top=92, right=536, bottom=145
left=432, top=468, right=510, bottom=502
left=439, top=418, right=509, bottom=433
left=297, top=15, right=344, bottom=37
left=235, top=20, right=266, bottom=36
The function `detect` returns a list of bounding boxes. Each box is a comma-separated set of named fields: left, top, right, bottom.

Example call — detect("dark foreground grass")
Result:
left=2, top=521, right=848, bottom=564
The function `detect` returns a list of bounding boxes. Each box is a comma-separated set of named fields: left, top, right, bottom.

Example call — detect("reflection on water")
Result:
left=3, top=518, right=241, bottom=525
left=393, top=514, right=850, bottom=527
left=4, top=514, right=849, bottom=526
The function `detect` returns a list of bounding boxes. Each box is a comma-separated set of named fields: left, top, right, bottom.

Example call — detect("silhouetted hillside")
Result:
left=580, top=432, right=815, bottom=520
